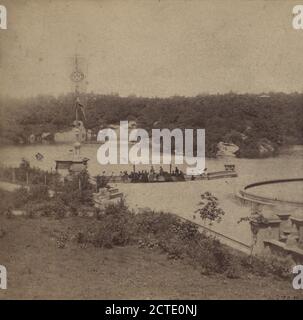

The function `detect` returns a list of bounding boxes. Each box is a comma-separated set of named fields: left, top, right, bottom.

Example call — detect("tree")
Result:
left=195, top=192, right=225, bottom=226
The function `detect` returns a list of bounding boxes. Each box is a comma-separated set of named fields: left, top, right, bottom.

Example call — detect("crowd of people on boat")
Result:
left=120, top=166, right=186, bottom=183
left=97, top=166, right=188, bottom=185
left=95, top=164, right=236, bottom=188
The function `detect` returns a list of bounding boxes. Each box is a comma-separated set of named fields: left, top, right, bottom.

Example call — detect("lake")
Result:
left=0, top=143, right=302, bottom=246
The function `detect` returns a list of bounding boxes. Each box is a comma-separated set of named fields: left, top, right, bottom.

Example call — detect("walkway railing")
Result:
left=0, top=165, right=59, bottom=187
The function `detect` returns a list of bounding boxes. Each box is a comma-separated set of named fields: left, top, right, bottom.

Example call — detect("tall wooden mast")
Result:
left=70, top=54, right=85, bottom=128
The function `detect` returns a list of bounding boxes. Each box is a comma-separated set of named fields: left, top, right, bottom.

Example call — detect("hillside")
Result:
left=0, top=92, right=303, bottom=158
left=0, top=215, right=301, bottom=300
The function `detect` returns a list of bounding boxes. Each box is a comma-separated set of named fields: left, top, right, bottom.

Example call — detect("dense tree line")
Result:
left=0, top=92, right=302, bottom=157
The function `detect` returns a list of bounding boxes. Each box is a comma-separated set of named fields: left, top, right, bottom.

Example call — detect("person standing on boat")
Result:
left=179, top=170, right=185, bottom=181
left=159, top=166, right=164, bottom=176
left=143, top=170, right=149, bottom=182
left=148, top=169, right=155, bottom=182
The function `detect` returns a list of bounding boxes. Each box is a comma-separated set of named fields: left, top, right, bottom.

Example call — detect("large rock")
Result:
left=257, top=138, right=275, bottom=157
left=217, top=142, right=239, bottom=157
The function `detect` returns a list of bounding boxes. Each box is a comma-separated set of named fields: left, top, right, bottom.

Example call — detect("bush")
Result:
left=57, top=170, right=94, bottom=210
left=11, top=187, right=30, bottom=208
left=0, top=190, right=15, bottom=214
left=28, top=184, right=49, bottom=201
left=79, top=203, right=242, bottom=277
left=243, top=254, right=295, bottom=279
left=195, top=192, right=225, bottom=225
left=24, top=198, right=67, bottom=218
left=93, top=200, right=136, bottom=248
left=58, top=189, right=93, bottom=210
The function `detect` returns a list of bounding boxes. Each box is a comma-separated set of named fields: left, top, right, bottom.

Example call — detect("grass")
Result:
left=0, top=215, right=302, bottom=300
left=0, top=176, right=301, bottom=299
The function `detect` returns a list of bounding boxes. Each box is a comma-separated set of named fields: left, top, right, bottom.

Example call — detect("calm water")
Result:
left=0, top=143, right=302, bottom=245
left=0, top=143, right=302, bottom=183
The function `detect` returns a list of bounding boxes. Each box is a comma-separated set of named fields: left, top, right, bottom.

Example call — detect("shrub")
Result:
left=24, top=198, right=67, bottom=218
left=93, top=200, right=136, bottom=248
left=58, top=189, right=92, bottom=210
left=8, top=184, right=50, bottom=211
left=243, top=254, right=295, bottom=279
left=11, top=187, right=30, bottom=208
left=28, top=184, right=49, bottom=201
left=58, top=170, right=94, bottom=209
left=0, top=190, right=14, bottom=214
left=80, top=203, right=242, bottom=277
left=195, top=192, right=225, bottom=225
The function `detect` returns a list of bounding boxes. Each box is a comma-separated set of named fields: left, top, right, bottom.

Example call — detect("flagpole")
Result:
left=75, top=100, right=78, bottom=125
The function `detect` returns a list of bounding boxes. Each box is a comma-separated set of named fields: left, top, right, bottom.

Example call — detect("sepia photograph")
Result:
left=0, top=0, right=303, bottom=303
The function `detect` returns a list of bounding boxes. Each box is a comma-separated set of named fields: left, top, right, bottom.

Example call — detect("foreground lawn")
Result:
left=0, top=216, right=301, bottom=300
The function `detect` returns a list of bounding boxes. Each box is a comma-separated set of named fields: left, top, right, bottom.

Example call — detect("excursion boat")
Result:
left=96, top=166, right=237, bottom=184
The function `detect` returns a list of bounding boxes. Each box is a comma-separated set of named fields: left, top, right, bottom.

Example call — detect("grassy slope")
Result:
left=0, top=216, right=302, bottom=300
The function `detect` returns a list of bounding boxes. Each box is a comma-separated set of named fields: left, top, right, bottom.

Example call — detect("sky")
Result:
left=1, top=0, right=303, bottom=98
